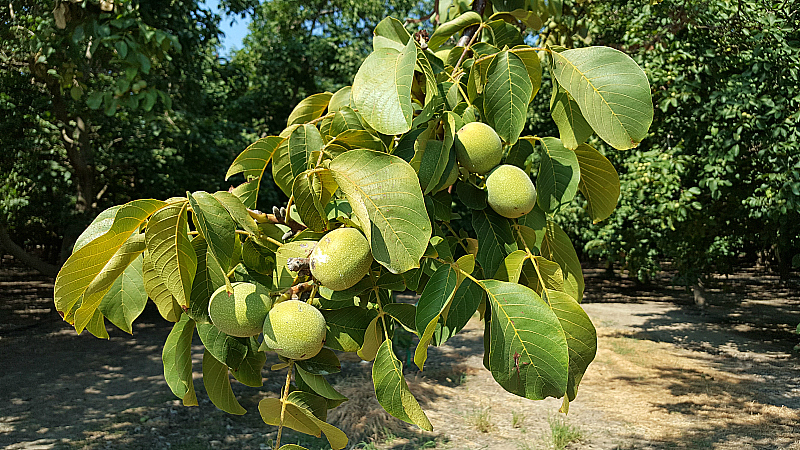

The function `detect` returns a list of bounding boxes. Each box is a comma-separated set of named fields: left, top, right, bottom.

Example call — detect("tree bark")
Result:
left=0, top=225, right=59, bottom=278
left=456, top=0, right=487, bottom=46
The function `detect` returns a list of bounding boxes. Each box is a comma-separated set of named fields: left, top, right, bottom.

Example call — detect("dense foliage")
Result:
left=544, top=0, right=800, bottom=282
left=51, top=2, right=655, bottom=448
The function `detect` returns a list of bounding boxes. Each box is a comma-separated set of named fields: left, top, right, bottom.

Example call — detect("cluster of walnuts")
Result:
left=206, top=227, right=373, bottom=362
left=205, top=122, right=535, bottom=364
left=454, top=122, right=538, bottom=218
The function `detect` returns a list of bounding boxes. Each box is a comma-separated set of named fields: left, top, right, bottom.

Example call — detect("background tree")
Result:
left=527, top=0, right=800, bottom=285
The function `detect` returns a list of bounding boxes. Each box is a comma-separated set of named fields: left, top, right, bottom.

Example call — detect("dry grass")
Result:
left=577, top=327, right=800, bottom=448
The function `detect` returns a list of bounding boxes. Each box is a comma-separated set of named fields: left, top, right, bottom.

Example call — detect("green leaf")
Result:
left=510, top=9, right=543, bottom=30
left=202, top=350, right=246, bottom=415
left=483, top=50, right=533, bottom=145
left=425, top=190, right=453, bottom=223
left=225, top=136, right=286, bottom=208
left=287, top=391, right=329, bottom=420
left=522, top=256, right=564, bottom=294
left=456, top=182, right=487, bottom=210
left=472, top=209, right=517, bottom=279
left=540, top=221, right=584, bottom=301
left=352, top=37, right=416, bottom=135
left=550, top=46, right=653, bottom=150
left=259, top=397, right=319, bottom=436
left=481, top=280, right=569, bottom=400
left=428, top=11, right=482, bottom=51
left=187, top=191, right=236, bottom=272
left=98, top=255, right=147, bottom=334
left=536, top=137, right=581, bottom=213
left=505, top=137, right=535, bottom=169
left=287, top=92, right=333, bottom=126
left=509, top=47, right=542, bottom=102
left=494, top=250, right=528, bottom=284
left=358, top=315, right=384, bottom=361
left=485, top=19, right=523, bottom=49
left=373, top=16, right=411, bottom=50
left=85, top=309, right=109, bottom=339
left=292, top=169, right=337, bottom=232
left=551, top=85, right=593, bottom=149
left=574, top=143, right=620, bottom=223
left=55, top=199, right=164, bottom=331
left=73, top=205, right=122, bottom=251
left=383, top=303, right=416, bottom=332
left=162, top=315, right=198, bottom=406
left=296, top=365, right=348, bottom=401
left=296, top=348, right=342, bottom=375
left=414, top=264, right=460, bottom=370
left=546, top=290, right=597, bottom=402
left=373, top=340, right=433, bottom=430
left=212, top=191, right=260, bottom=237
left=493, top=0, right=526, bottom=12
left=328, top=86, right=351, bottom=112
left=288, top=124, right=325, bottom=183
left=259, top=397, right=349, bottom=449
left=329, top=107, right=366, bottom=136
left=322, top=307, right=376, bottom=352
left=327, top=129, right=386, bottom=152
left=279, top=445, right=309, bottom=450
left=73, top=231, right=147, bottom=332
left=143, top=251, right=182, bottom=322
left=232, top=337, right=266, bottom=387
left=418, top=140, right=450, bottom=194
left=329, top=150, right=432, bottom=274
left=433, top=277, right=484, bottom=346
left=144, top=201, right=197, bottom=308
left=196, top=322, right=249, bottom=370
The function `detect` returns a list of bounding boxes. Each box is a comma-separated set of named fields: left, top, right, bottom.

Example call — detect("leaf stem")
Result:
left=442, top=221, right=470, bottom=254
left=263, top=235, right=285, bottom=247
left=513, top=223, right=549, bottom=302
left=307, top=111, right=335, bottom=126
left=306, top=284, right=318, bottom=304
left=275, top=361, right=294, bottom=450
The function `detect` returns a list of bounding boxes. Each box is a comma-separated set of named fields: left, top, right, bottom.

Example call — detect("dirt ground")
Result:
left=1, top=258, right=799, bottom=450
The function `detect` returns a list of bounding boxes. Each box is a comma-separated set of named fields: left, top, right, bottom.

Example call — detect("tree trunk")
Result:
left=692, top=280, right=706, bottom=309
left=0, top=225, right=59, bottom=278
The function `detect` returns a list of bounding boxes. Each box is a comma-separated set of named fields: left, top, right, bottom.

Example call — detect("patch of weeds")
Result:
left=512, top=411, right=526, bottom=429
left=354, top=442, right=379, bottom=450
left=546, top=416, right=584, bottom=450
left=416, top=435, right=447, bottom=448
left=610, top=338, right=638, bottom=355
left=382, top=426, right=398, bottom=444
left=467, top=406, right=493, bottom=433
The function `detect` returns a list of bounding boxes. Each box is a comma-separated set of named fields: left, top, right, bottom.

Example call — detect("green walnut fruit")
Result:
left=208, top=282, right=271, bottom=337
left=262, top=300, right=327, bottom=360
left=486, top=164, right=537, bottom=219
left=310, top=227, right=372, bottom=291
left=454, top=122, right=503, bottom=174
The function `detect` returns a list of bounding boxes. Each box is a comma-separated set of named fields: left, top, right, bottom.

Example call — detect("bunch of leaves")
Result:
left=53, top=6, right=654, bottom=450
left=548, top=0, right=800, bottom=282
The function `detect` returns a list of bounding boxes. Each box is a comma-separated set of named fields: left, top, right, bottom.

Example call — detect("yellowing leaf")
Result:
left=144, top=201, right=197, bottom=307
